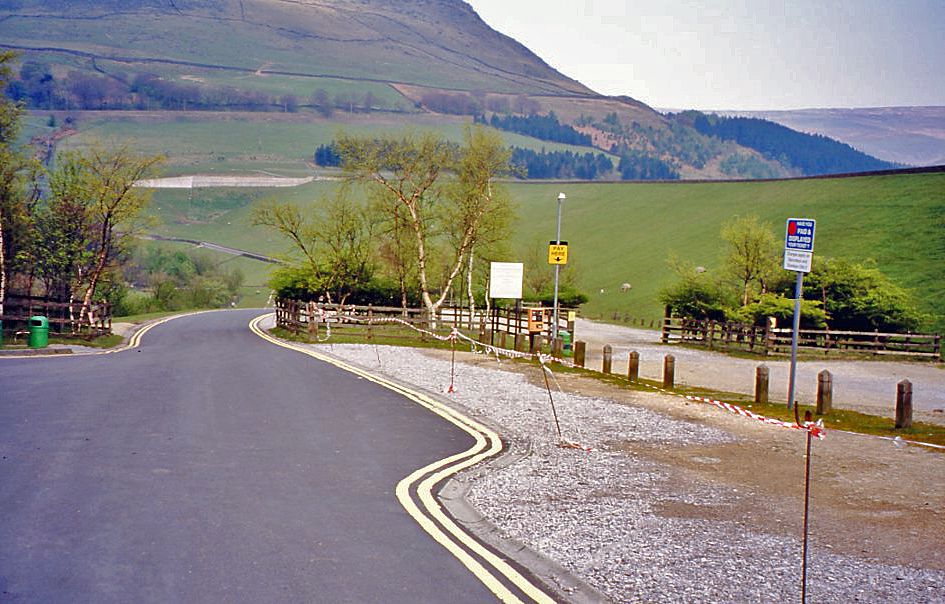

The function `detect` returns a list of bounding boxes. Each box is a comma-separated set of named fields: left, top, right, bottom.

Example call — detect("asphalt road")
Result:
left=0, top=309, right=516, bottom=603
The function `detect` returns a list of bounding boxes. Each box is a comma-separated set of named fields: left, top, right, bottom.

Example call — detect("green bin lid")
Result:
left=29, top=316, right=49, bottom=326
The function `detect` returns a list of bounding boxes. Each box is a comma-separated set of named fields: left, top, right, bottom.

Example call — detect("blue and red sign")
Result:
left=785, top=218, right=815, bottom=252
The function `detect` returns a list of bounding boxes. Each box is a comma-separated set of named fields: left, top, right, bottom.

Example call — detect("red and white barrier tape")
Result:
left=639, top=382, right=827, bottom=439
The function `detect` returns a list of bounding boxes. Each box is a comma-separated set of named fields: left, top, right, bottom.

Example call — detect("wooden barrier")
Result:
left=0, top=295, right=111, bottom=336
left=662, top=312, right=941, bottom=360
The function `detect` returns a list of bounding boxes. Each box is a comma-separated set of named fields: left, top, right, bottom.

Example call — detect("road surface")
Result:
left=0, top=309, right=543, bottom=603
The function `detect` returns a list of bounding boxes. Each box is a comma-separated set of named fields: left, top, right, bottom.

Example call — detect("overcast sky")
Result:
left=466, top=0, right=944, bottom=110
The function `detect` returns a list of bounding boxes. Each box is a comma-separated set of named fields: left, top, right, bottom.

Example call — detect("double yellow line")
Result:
left=248, top=313, right=556, bottom=604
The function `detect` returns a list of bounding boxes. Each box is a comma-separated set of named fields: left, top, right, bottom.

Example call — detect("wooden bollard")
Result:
left=816, top=370, right=832, bottom=415
left=754, top=364, right=769, bottom=404
left=896, top=379, right=913, bottom=429
left=663, top=354, right=675, bottom=389
left=628, top=351, right=639, bottom=383
left=514, top=333, right=524, bottom=353
left=602, top=344, right=613, bottom=374
left=574, top=341, right=586, bottom=368
left=553, top=335, right=563, bottom=358
left=499, top=331, right=507, bottom=350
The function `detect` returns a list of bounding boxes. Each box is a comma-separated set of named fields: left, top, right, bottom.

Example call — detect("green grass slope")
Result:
left=0, top=0, right=594, bottom=96
left=143, top=172, right=945, bottom=333
left=509, top=173, right=945, bottom=331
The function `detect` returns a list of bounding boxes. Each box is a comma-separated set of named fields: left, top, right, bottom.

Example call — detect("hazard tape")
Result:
left=638, top=382, right=827, bottom=439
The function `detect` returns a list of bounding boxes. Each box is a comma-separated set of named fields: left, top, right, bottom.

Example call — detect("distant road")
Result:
left=139, top=234, right=281, bottom=264
left=0, top=310, right=534, bottom=602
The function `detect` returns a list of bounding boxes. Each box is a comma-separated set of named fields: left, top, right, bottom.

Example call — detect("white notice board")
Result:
left=489, top=262, right=523, bottom=299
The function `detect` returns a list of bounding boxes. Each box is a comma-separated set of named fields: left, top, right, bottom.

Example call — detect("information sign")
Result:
left=489, top=262, right=523, bottom=299
left=785, top=218, right=815, bottom=252
left=784, top=218, right=815, bottom=273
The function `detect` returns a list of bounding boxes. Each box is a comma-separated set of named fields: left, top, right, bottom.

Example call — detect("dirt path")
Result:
left=573, top=318, right=945, bottom=425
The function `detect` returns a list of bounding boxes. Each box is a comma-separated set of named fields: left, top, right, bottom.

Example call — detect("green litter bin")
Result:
left=29, top=316, right=49, bottom=349
left=558, top=329, right=572, bottom=356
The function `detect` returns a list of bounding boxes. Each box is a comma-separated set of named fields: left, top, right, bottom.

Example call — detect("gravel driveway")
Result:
left=310, top=341, right=945, bottom=604
left=572, top=318, right=945, bottom=424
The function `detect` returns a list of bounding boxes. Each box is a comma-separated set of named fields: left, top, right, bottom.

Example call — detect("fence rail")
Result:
left=274, top=300, right=573, bottom=347
left=661, top=315, right=942, bottom=360
left=1, top=295, right=112, bottom=336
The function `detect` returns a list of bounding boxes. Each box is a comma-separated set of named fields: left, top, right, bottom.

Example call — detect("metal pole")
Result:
left=787, top=271, right=804, bottom=411
left=552, top=192, right=564, bottom=351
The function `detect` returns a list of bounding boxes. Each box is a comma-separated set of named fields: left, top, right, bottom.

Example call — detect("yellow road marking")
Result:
left=248, top=313, right=556, bottom=604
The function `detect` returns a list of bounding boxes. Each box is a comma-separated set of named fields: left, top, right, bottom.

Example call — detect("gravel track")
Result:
left=311, top=342, right=945, bottom=604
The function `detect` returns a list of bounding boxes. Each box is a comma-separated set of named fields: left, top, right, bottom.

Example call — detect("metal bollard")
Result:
left=602, top=344, right=613, bottom=374
left=896, top=379, right=913, bottom=429
left=816, top=370, right=832, bottom=415
left=663, top=354, right=675, bottom=389
left=628, top=351, right=639, bottom=383
left=755, top=364, right=769, bottom=404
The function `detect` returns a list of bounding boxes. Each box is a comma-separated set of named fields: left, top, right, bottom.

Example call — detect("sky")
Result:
left=465, top=0, right=945, bottom=110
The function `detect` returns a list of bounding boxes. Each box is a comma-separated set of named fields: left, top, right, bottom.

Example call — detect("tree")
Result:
left=444, top=125, right=513, bottom=320
left=800, top=257, right=924, bottom=331
left=338, top=126, right=512, bottom=319
left=52, top=144, right=163, bottom=323
left=0, top=51, right=42, bottom=320
left=252, top=189, right=376, bottom=305
left=720, top=214, right=780, bottom=305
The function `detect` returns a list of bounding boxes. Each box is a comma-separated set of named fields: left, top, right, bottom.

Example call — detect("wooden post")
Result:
left=499, top=331, right=507, bottom=350
left=896, top=379, right=913, bottom=429
left=755, top=364, right=769, bottom=404
left=574, top=340, right=586, bottom=368
left=628, top=351, right=639, bottom=383
left=661, top=305, right=671, bottom=343
left=367, top=305, right=373, bottom=342
left=553, top=336, right=563, bottom=358
left=663, top=354, right=675, bottom=389
left=514, top=333, right=524, bottom=353
left=602, top=344, right=613, bottom=374
left=816, top=370, right=832, bottom=415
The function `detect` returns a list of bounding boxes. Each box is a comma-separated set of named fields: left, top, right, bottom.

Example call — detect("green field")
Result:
left=509, top=174, right=945, bottom=330
left=143, top=172, right=945, bottom=333
left=56, top=112, right=612, bottom=175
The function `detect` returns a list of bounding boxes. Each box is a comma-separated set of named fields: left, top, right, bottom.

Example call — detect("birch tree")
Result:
left=52, top=145, right=162, bottom=323
left=338, top=126, right=511, bottom=318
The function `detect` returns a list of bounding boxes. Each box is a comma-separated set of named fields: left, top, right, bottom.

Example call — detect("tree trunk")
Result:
left=0, top=208, right=5, bottom=319
left=467, top=244, right=475, bottom=330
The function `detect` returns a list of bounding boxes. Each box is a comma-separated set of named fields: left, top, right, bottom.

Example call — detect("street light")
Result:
left=552, top=192, right=566, bottom=351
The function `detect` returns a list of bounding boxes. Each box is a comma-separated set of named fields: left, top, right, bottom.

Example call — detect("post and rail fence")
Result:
left=661, top=310, right=942, bottom=361
left=274, top=299, right=573, bottom=351
left=0, top=294, right=112, bottom=338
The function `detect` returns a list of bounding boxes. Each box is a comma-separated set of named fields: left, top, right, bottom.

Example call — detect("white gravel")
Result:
left=313, top=342, right=945, bottom=603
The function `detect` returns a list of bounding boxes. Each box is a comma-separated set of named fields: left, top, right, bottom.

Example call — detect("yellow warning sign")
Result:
left=548, top=242, right=569, bottom=265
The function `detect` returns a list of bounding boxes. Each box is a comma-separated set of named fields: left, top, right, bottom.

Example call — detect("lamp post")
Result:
left=552, top=192, right=565, bottom=350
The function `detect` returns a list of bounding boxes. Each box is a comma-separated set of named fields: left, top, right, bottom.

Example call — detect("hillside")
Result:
left=719, top=107, right=945, bottom=168
left=0, top=0, right=594, bottom=97
left=3, top=0, right=905, bottom=180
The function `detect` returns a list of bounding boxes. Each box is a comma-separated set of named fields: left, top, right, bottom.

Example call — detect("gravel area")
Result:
left=312, top=342, right=945, bottom=603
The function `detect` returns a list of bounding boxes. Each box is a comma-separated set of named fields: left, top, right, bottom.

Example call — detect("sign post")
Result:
left=784, top=218, right=815, bottom=411
left=550, top=192, right=566, bottom=351
left=783, top=218, right=816, bottom=604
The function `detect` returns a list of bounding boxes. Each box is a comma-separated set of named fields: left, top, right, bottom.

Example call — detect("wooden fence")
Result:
left=1, top=295, right=112, bottom=336
left=275, top=299, right=573, bottom=346
left=661, top=316, right=943, bottom=360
